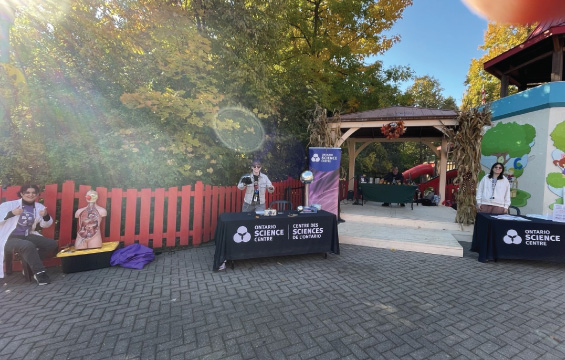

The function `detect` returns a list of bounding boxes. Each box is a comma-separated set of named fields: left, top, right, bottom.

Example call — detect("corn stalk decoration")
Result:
left=307, top=103, right=341, bottom=148
left=443, top=107, right=492, bottom=225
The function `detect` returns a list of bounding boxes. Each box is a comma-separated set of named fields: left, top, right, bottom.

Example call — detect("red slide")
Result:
left=402, top=164, right=459, bottom=204
left=402, top=163, right=434, bottom=180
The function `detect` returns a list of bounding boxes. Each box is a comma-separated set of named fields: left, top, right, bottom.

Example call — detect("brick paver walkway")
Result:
left=2, top=242, right=565, bottom=359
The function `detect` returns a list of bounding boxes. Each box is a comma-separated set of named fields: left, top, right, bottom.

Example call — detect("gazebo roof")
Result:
left=484, top=19, right=565, bottom=90
left=330, top=106, right=458, bottom=140
left=526, top=19, right=565, bottom=41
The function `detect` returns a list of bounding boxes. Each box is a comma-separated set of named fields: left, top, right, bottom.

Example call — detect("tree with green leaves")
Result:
left=3, top=0, right=415, bottom=188
left=190, top=0, right=415, bottom=179
left=193, top=0, right=414, bottom=117
left=6, top=0, right=239, bottom=187
left=404, top=75, right=458, bottom=110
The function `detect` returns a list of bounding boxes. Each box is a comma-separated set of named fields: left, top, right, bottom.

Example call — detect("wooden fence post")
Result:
left=166, top=186, right=178, bottom=247
left=211, top=185, right=220, bottom=240
left=179, top=185, right=191, bottom=246
left=58, top=181, right=75, bottom=248
left=192, top=181, right=204, bottom=246
left=139, top=188, right=151, bottom=247
left=153, top=188, right=165, bottom=248
left=95, top=186, right=108, bottom=241
left=124, top=189, right=138, bottom=247
left=109, top=188, right=123, bottom=243
left=203, top=184, right=212, bottom=242
left=41, top=183, right=58, bottom=240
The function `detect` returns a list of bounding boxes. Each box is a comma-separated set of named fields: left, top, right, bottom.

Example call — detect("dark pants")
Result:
left=5, top=234, right=58, bottom=274
left=242, top=202, right=265, bottom=212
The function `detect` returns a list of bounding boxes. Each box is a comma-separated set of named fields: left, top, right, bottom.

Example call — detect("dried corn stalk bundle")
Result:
left=307, top=104, right=341, bottom=148
left=443, top=107, right=492, bottom=225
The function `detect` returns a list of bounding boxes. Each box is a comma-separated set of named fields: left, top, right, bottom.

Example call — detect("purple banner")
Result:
left=308, top=147, right=341, bottom=216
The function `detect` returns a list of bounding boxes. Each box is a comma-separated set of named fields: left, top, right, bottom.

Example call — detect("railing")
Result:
left=0, top=178, right=303, bottom=249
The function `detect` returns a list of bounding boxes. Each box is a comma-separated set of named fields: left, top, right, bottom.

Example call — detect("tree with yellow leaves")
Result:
left=461, top=22, right=535, bottom=110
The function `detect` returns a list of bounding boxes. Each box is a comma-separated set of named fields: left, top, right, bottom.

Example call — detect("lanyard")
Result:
left=490, top=178, right=497, bottom=199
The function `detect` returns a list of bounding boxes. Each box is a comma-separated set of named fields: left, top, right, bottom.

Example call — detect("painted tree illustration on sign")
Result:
left=547, top=121, right=565, bottom=207
left=481, top=121, right=535, bottom=206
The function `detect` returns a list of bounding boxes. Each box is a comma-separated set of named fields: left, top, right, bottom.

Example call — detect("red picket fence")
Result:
left=0, top=178, right=303, bottom=250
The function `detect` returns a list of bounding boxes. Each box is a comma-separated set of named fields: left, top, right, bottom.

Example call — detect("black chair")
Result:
left=508, top=205, right=521, bottom=215
left=269, top=200, right=293, bottom=212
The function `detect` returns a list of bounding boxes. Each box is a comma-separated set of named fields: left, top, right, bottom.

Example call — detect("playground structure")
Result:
left=345, top=163, right=459, bottom=206
left=403, top=163, right=459, bottom=206
left=402, top=163, right=435, bottom=181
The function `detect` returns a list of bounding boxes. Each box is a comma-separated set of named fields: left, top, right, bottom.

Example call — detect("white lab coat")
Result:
left=0, top=199, right=53, bottom=278
left=237, top=172, right=274, bottom=205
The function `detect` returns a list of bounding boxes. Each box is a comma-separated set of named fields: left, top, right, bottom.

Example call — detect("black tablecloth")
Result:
left=471, top=213, right=565, bottom=262
left=213, top=210, right=339, bottom=270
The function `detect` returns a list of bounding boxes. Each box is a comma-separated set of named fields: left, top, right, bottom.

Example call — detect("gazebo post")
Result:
left=348, top=140, right=356, bottom=191
left=438, top=137, right=448, bottom=206
left=551, top=36, right=563, bottom=82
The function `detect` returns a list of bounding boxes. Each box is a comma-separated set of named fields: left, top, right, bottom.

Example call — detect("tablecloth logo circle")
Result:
left=233, top=226, right=252, bottom=243
left=503, top=229, right=522, bottom=245
left=311, top=153, right=321, bottom=162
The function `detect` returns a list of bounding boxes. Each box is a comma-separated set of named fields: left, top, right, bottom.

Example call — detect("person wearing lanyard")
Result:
left=237, top=160, right=275, bottom=213
left=476, top=162, right=511, bottom=214
left=0, top=185, right=58, bottom=285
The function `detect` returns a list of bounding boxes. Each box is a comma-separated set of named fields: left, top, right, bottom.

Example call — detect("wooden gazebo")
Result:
left=485, top=19, right=565, bottom=97
left=328, top=106, right=458, bottom=204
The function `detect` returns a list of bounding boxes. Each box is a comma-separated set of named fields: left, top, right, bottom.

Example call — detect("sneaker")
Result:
left=218, top=262, right=226, bottom=271
left=382, top=203, right=390, bottom=207
left=400, top=203, right=406, bottom=207
left=34, top=271, right=51, bottom=285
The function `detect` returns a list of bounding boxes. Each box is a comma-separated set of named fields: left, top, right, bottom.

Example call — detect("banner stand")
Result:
left=308, top=147, right=341, bottom=217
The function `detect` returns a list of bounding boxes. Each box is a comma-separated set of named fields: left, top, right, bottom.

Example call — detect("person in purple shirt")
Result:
left=0, top=185, right=58, bottom=285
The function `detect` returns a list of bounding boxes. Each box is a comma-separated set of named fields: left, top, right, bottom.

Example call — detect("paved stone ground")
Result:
left=2, top=241, right=565, bottom=360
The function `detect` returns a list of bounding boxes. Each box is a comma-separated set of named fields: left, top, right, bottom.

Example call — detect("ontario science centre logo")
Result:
left=311, top=153, right=321, bottom=162
left=233, top=226, right=251, bottom=243
left=503, top=229, right=522, bottom=245
left=502, top=228, right=561, bottom=246
left=233, top=224, right=285, bottom=243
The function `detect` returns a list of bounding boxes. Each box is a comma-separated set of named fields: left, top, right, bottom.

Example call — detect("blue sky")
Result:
left=370, top=0, right=489, bottom=106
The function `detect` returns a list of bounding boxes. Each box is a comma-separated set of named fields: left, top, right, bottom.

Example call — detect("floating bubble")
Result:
left=214, top=107, right=265, bottom=153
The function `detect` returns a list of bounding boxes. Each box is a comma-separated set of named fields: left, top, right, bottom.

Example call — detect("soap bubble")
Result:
left=214, top=107, right=265, bottom=153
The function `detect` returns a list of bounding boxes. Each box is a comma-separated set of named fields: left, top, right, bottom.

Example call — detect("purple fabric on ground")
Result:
left=110, top=243, right=155, bottom=269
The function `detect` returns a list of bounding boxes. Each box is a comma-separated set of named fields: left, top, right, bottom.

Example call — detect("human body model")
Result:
left=74, top=190, right=107, bottom=250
